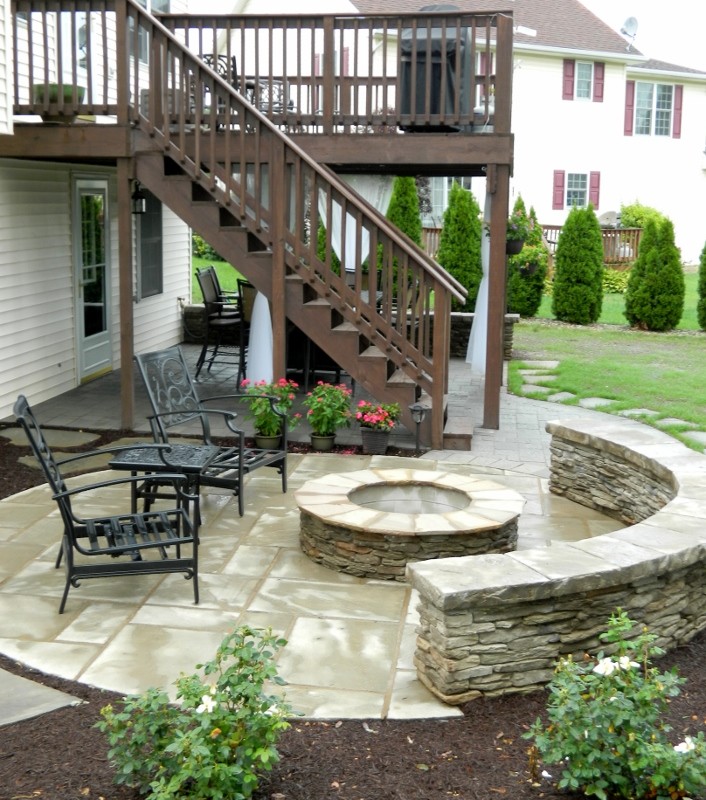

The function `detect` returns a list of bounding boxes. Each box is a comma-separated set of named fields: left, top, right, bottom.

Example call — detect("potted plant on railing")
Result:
left=303, top=381, right=353, bottom=451
left=32, top=83, right=86, bottom=123
left=240, top=378, right=301, bottom=448
left=355, top=400, right=400, bottom=455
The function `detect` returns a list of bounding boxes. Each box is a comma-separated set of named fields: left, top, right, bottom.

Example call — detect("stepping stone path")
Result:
left=516, top=360, right=706, bottom=454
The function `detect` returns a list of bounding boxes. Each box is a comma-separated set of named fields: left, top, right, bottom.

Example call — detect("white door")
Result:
left=74, top=178, right=112, bottom=381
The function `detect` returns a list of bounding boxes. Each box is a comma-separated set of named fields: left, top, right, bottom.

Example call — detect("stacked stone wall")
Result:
left=408, top=417, right=706, bottom=704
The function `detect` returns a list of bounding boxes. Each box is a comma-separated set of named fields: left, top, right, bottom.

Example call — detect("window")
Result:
left=563, top=60, right=604, bottom=102
left=575, top=62, right=593, bottom=100
left=625, top=80, right=682, bottom=138
left=635, top=82, right=672, bottom=136
left=566, top=174, right=588, bottom=207
left=138, top=190, right=163, bottom=299
left=552, top=171, right=600, bottom=210
left=133, top=0, right=170, bottom=64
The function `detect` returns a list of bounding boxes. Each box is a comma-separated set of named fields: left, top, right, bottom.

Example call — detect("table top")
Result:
left=109, top=443, right=224, bottom=473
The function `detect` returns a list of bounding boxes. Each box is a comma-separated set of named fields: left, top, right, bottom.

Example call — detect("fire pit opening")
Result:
left=349, top=482, right=471, bottom=514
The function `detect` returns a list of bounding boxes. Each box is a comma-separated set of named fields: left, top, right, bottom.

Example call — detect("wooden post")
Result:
left=270, top=140, right=287, bottom=378
left=483, top=163, right=510, bottom=430
left=117, top=158, right=135, bottom=430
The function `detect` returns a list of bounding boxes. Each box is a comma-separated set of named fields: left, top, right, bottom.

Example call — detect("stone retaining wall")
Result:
left=407, top=417, right=706, bottom=704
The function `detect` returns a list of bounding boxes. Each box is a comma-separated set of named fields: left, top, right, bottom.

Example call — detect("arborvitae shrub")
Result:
left=386, top=176, right=422, bottom=246
left=551, top=205, right=604, bottom=324
left=624, top=219, right=684, bottom=331
left=697, top=241, right=706, bottom=330
left=436, top=181, right=482, bottom=310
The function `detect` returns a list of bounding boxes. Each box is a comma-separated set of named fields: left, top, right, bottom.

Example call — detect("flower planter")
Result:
left=254, top=434, right=282, bottom=450
left=310, top=434, right=336, bottom=452
left=506, top=239, right=525, bottom=255
left=360, top=428, right=390, bottom=455
left=32, top=83, right=86, bottom=123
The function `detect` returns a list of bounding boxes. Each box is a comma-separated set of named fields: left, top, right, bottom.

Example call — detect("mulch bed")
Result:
left=1, top=424, right=705, bottom=800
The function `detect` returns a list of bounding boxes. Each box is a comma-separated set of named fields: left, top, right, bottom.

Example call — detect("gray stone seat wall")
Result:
left=407, top=417, right=706, bottom=705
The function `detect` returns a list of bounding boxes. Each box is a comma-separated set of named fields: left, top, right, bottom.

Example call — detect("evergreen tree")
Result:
left=624, top=219, right=684, bottom=331
left=436, top=181, right=482, bottom=310
left=697, top=241, right=706, bottom=330
left=386, top=176, right=422, bottom=246
left=551, top=205, right=603, bottom=324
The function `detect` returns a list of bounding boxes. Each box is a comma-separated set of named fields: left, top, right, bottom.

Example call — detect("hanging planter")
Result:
left=506, top=238, right=525, bottom=255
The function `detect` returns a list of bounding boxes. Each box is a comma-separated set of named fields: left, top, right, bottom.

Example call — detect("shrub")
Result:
left=624, top=218, right=684, bottom=331
left=386, top=176, right=422, bottom=246
left=620, top=201, right=669, bottom=230
left=436, top=181, right=482, bottom=310
left=697, top=240, right=706, bottom=330
left=97, top=626, right=293, bottom=800
left=316, top=222, right=341, bottom=276
left=192, top=233, right=224, bottom=261
left=525, top=609, right=706, bottom=800
left=507, top=243, right=548, bottom=317
left=551, top=205, right=603, bottom=324
left=603, top=267, right=630, bottom=294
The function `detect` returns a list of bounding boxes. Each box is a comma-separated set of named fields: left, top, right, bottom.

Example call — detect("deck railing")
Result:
left=543, top=225, right=642, bottom=266
left=11, top=0, right=512, bottom=135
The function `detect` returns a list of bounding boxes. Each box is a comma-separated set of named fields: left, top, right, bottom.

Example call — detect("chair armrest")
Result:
left=57, top=442, right=176, bottom=469
left=53, top=472, right=198, bottom=519
left=146, top=408, right=244, bottom=438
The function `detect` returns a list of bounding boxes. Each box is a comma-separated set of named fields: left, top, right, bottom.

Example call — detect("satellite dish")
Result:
left=620, top=17, right=638, bottom=37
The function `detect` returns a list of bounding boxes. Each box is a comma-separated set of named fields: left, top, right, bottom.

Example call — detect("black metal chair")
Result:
left=134, top=346, right=288, bottom=515
left=195, top=267, right=242, bottom=379
left=236, top=278, right=257, bottom=384
left=13, top=394, right=199, bottom=614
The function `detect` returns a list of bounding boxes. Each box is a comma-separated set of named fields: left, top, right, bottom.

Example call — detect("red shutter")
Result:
left=624, top=80, right=635, bottom=136
left=593, top=62, right=604, bottom=103
left=314, top=54, right=321, bottom=76
left=562, top=60, right=575, bottom=100
left=589, top=172, right=601, bottom=209
left=672, top=84, right=683, bottom=138
left=552, top=171, right=565, bottom=210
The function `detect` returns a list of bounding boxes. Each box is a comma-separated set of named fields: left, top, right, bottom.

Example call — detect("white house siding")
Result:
left=509, top=51, right=706, bottom=264
left=0, top=160, right=75, bottom=417
left=0, top=0, right=12, bottom=134
left=0, top=160, right=191, bottom=419
left=131, top=205, right=191, bottom=356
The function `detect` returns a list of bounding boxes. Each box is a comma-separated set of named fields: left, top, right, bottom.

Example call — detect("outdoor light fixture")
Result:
left=131, top=181, right=147, bottom=215
left=408, top=401, right=428, bottom=456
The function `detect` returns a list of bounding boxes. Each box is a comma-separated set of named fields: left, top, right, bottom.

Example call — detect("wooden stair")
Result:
left=134, top=150, right=428, bottom=441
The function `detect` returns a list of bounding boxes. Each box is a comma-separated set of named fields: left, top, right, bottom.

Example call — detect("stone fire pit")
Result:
left=295, top=468, right=525, bottom=581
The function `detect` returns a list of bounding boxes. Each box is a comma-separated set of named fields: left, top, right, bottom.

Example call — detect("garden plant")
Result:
left=97, top=626, right=293, bottom=800
left=551, top=204, right=604, bottom=324
left=240, top=378, right=302, bottom=436
left=624, top=218, right=684, bottom=331
left=303, top=381, right=353, bottom=436
left=698, top=239, right=706, bottom=330
left=507, top=201, right=548, bottom=317
left=436, top=180, right=482, bottom=310
left=525, top=609, right=706, bottom=800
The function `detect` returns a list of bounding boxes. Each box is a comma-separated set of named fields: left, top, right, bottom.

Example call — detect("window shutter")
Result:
left=593, top=62, right=604, bottom=102
left=624, top=80, right=635, bottom=136
left=672, top=84, right=683, bottom=138
left=562, top=60, right=575, bottom=100
left=589, top=172, right=601, bottom=209
left=552, top=170, right=565, bottom=210
left=314, top=53, right=321, bottom=76
left=342, top=46, right=350, bottom=77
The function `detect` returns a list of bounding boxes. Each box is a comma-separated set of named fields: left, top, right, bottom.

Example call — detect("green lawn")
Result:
left=192, top=257, right=243, bottom=303
left=536, top=272, right=700, bottom=330
left=510, top=320, right=706, bottom=447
